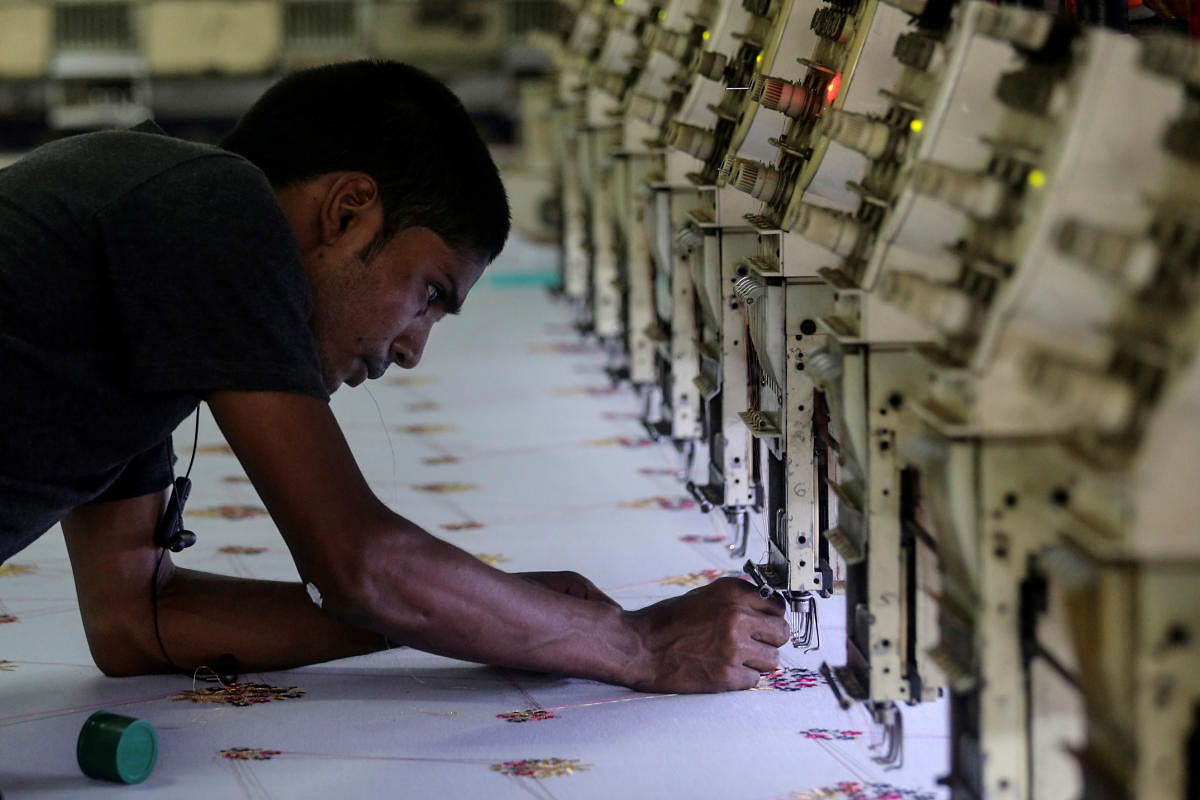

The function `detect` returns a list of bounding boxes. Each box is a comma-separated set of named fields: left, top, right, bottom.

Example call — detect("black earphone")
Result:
left=151, top=410, right=200, bottom=673
left=153, top=475, right=197, bottom=552
left=154, top=410, right=200, bottom=552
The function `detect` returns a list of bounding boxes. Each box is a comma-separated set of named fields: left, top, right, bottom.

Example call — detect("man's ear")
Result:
left=319, top=172, right=381, bottom=246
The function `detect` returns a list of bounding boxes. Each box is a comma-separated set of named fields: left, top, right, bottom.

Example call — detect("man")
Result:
left=0, top=61, right=787, bottom=693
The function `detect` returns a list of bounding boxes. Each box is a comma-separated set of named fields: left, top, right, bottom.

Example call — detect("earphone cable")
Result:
left=152, top=408, right=200, bottom=674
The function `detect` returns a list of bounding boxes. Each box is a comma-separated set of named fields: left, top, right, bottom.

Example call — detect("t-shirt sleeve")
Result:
left=96, top=154, right=329, bottom=400
left=91, top=438, right=175, bottom=504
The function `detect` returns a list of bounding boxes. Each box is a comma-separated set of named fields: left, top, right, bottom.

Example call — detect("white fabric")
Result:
left=0, top=236, right=948, bottom=799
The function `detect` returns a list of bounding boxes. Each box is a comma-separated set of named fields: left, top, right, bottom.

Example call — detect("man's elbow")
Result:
left=84, top=620, right=165, bottom=677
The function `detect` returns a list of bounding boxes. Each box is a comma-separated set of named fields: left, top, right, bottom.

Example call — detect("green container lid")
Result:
left=76, top=710, right=158, bottom=784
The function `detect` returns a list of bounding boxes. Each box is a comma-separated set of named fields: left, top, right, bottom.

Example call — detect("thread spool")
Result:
left=752, top=75, right=811, bottom=118
left=793, top=203, right=866, bottom=257
left=693, top=50, right=728, bottom=81
left=728, top=158, right=787, bottom=203
left=77, top=711, right=158, bottom=785
left=824, top=110, right=894, bottom=160
left=666, top=121, right=717, bottom=161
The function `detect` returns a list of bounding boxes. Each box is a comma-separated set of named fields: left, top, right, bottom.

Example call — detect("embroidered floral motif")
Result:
left=620, top=496, right=697, bottom=511
left=190, top=506, right=268, bottom=520
left=0, top=615, right=18, bottom=624
left=679, top=535, right=726, bottom=543
left=755, top=668, right=824, bottom=692
left=422, top=455, right=461, bottom=465
left=170, top=682, right=305, bottom=707
left=0, top=660, right=16, bottom=671
left=474, top=554, right=510, bottom=566
left=441, top=521, right=485, bottom=531
left=787, top=782, right=937, bottom=799
left=497, top=709, right=557, bottom=723
left=220, top=748, right=282, bottom=760
left=491, top=758, right=589, bottom=778
left=413, top=482, right=477, bottom=494
left=659, top=569, right=738, bottom=587
left=218, top=546, right=268, bottom=555
left=0, top=564, right=35, bottom=577
left=399, top=424, right=455, bottom=435
left=801, top=728, right=863, bottom=741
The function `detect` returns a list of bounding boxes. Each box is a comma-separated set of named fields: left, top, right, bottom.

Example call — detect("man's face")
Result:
left=308, top=225, right=487, bottom=394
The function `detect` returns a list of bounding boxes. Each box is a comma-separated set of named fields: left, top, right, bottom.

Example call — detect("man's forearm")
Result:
left=313, top=525, right=650, bottom=688
left=148, top=568, right=383, bottom=675
left=200, top=391, right=788, bottom=693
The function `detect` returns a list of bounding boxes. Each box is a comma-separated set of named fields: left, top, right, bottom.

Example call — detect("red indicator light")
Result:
left=825, top=73, right=842, bottom=105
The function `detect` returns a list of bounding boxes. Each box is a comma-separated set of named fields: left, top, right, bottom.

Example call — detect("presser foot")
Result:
left=869, top=702, right=904, bottom=769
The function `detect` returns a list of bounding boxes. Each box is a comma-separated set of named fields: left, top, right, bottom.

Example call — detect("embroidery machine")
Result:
left=545, top=1, right=1200, bottom=798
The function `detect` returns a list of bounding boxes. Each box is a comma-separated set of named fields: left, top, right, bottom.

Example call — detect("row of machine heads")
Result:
left=542, top=0, right=1199, bottom=798
left=544, top=1, right=1200, bottom=800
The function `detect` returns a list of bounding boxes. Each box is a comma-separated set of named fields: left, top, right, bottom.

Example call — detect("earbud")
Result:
left=154, top=476, right=197, bottom=552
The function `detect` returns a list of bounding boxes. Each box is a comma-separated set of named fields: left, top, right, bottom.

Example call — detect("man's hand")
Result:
left=624, top=578, right=789, bottom=693
left=515, top=571, right=619, bottom=606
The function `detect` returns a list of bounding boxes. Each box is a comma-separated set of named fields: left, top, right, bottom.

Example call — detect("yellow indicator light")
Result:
left=755, top=52, right=763, bottom=65
left=658, top=9, right=666, bottom=20
left=702, top=29, right=711, bottom=41
left=909, top=119, right=924, bottom=133
left=613, top=0, right=623, bottom=6
left=1028, top=169, right=1046, bottom=188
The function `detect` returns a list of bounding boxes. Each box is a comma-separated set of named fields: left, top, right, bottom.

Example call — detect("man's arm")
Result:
left=203, top=390, right=788, bottom=693
left=64, top=390, right=787, bottom=691
left=61, top=491, right=384, bottom=677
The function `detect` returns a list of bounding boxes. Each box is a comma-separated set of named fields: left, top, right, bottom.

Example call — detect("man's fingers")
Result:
left=752, top=614, right=792, bottom=648
left=733, top=664, right=767, bottom=690
left=741, top=642, right=782, bottom=675
left=708, top=577, right=788, bottom=616
left=744, top=588, right=788, bottom=616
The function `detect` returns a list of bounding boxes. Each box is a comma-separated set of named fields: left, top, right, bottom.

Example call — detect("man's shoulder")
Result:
left=37, top=126, right=231, bottom=168
left=2, top=127, right=264, bottom=213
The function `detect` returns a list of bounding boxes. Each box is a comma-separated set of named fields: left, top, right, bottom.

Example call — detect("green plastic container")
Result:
left=76, top=710, right=158, bottom=784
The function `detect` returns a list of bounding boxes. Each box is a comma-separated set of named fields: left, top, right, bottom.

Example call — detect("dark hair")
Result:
left=221, top=60, right=510, bottom=263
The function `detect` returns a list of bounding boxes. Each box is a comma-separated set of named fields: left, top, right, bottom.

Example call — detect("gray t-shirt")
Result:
left=0, top=126, right=328, bottom=561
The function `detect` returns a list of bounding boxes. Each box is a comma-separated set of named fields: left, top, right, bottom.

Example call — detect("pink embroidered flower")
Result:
left=441, top=521, right=484, bottom=531
left=497, top=709, right=557, bottom=723
left=757, top=668, right=824, bottom=691
left=220, top=748, right=281, bottom=760
left=491, top=758, right=588, bottom=778
left=191, top=505, right=267, bottom=520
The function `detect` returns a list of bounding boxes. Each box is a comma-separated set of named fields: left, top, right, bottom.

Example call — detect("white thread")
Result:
left=364, top=385, right=400, bottom=509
